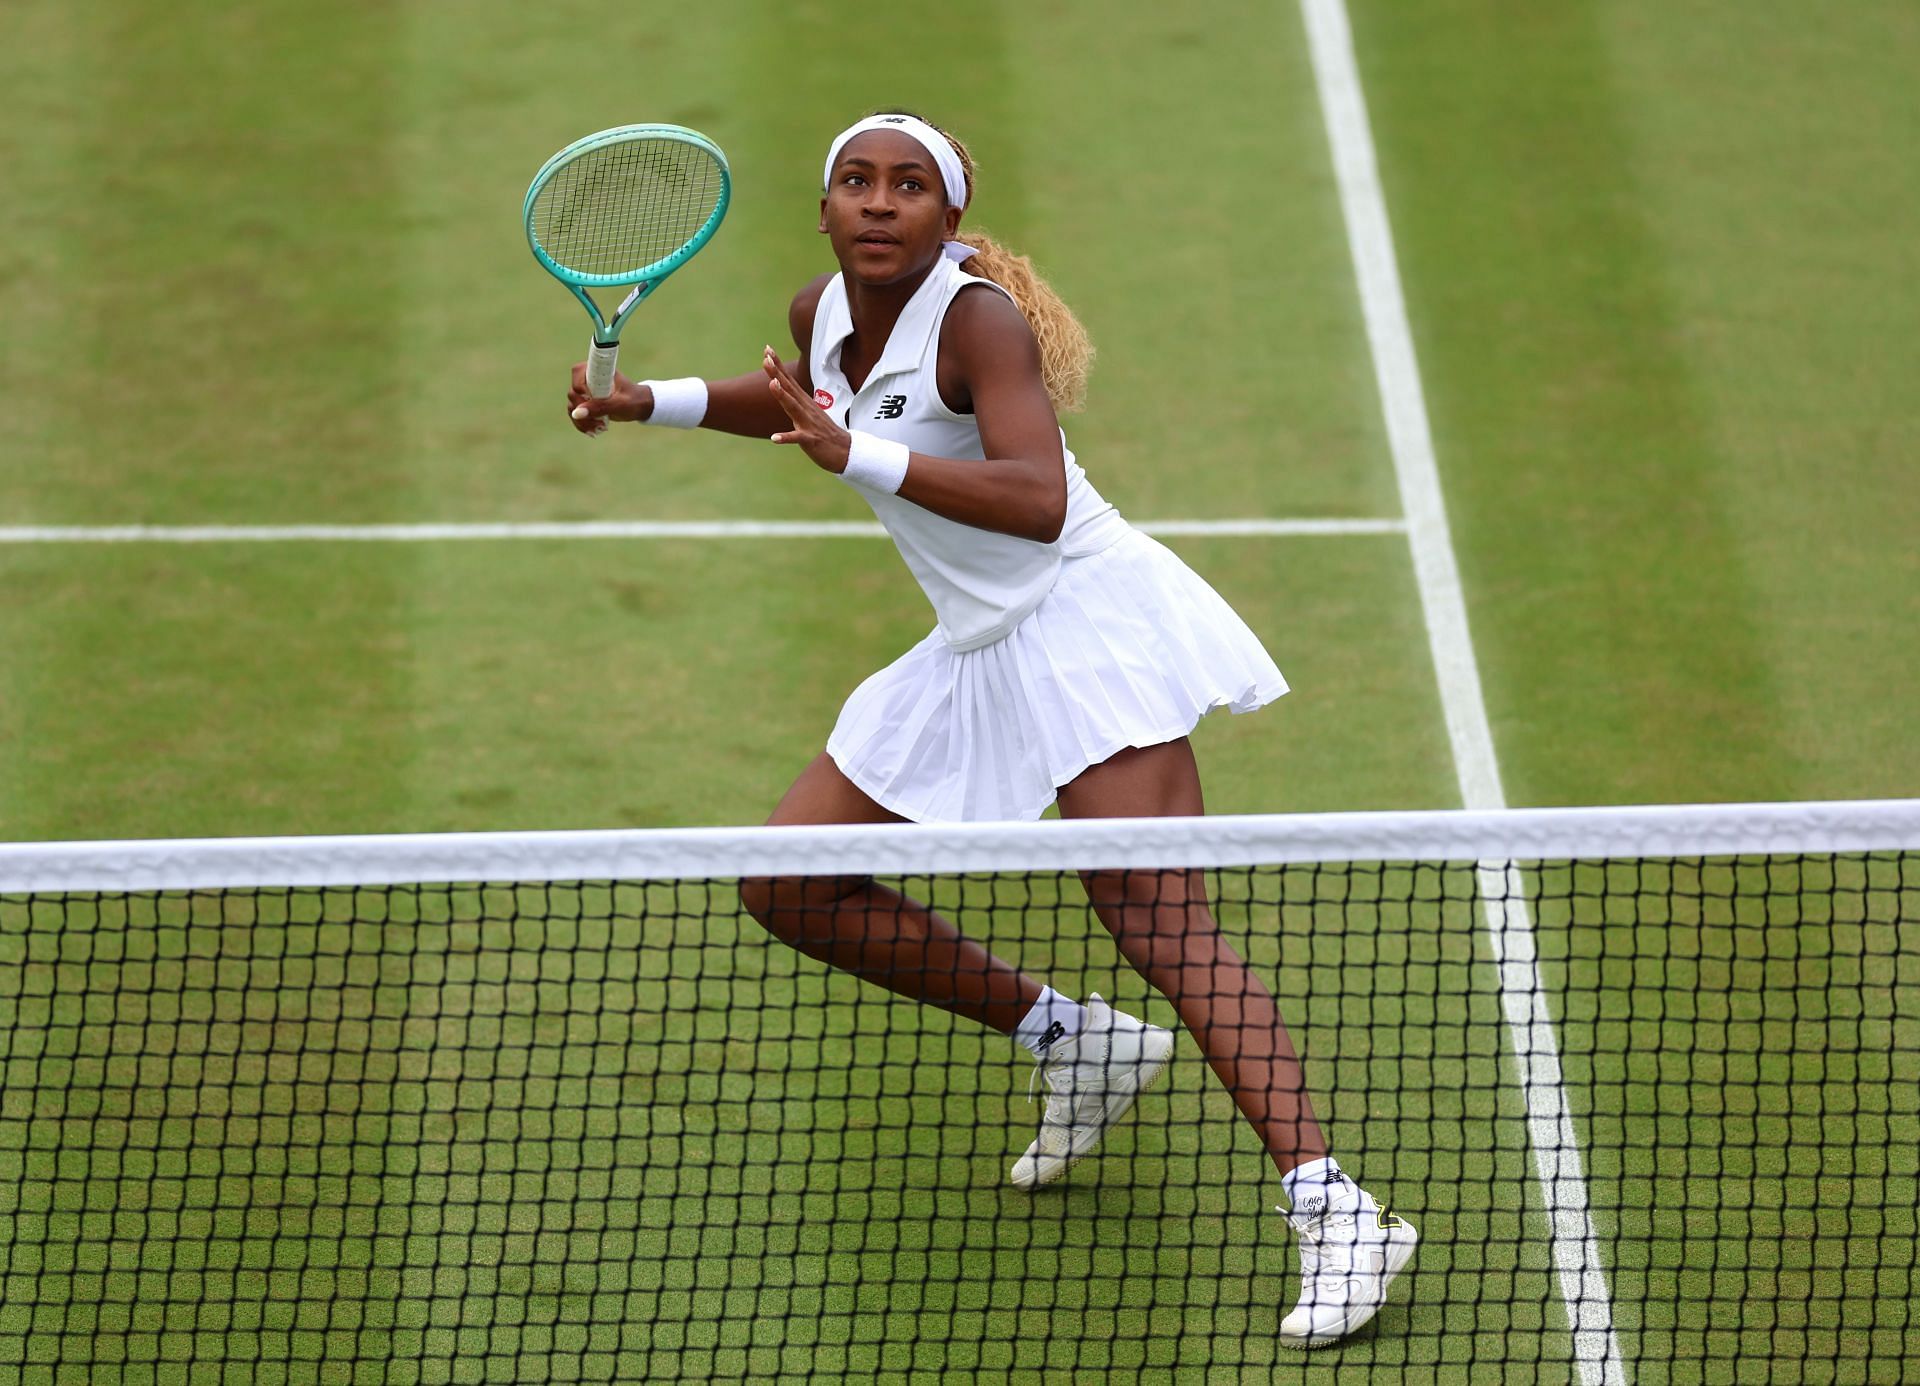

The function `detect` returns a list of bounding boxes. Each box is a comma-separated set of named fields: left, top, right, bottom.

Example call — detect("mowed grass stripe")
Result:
left=1303, top=0, right=1621, bottom=1374
left=1346, top=0, right=1790, bottom=808
left=4, top=4, right=419, bottom=524
left=0, top=1, right=1481, bottom=1381
left=0, top=542, right=1457, bottom=838
left=983, top=2, right=1405, bottom=524
left=1591, top=2, right=1920, bottom=799
left=1537, top=855, right=1920, bottom=1380
left=1350, top=0, right=1920, bottom=1375
left=1, top=867, right=1565, bottom=1380
left=0, top=0, right=423, bottom=850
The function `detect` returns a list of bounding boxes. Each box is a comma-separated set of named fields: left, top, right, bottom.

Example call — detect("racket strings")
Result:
left=532, top=139, right=725, bottom=279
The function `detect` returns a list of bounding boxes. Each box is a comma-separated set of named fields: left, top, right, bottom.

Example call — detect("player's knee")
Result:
left=737, top=875, right=779, bottom=927
left=739, top=875, right=815, bottom=932
left=1080, top=868, right=1208, bottom=916
left=738, top=873, right=871, bottom=943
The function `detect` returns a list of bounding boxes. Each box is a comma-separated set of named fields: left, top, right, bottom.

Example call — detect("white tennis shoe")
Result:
left=1010, top=995, right=1174, bottom=1191
left=1278, top=1182, right=1418, bottom=1348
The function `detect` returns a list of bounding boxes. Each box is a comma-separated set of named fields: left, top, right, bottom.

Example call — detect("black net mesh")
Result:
left=529, top=137, right=725, bottom=280
left=2, top=852, right=1915, bottom=1382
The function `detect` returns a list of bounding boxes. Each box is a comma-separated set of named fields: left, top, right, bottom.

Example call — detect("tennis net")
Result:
left=2, top=801, right=1916, bottom=1383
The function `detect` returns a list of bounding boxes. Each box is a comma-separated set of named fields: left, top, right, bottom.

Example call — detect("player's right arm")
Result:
left=567, top=275, right=832, bottom=437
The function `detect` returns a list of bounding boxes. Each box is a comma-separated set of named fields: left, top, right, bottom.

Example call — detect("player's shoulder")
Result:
left=788, top=273, right=837, bottom=351
left=946, top=273, right=1026, bottom=330
left=941, top=273, right=1037, bottom=365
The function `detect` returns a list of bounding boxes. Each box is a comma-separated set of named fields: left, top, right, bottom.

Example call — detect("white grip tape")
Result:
left=586, top=340, right=620, bottom=399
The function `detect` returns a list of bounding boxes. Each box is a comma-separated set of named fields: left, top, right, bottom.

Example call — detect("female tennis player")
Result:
left=567, top=111, right=1415, bottom=1347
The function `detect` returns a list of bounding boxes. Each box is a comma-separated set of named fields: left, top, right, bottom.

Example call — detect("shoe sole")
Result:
left=1010, top=1034, right=1175, bottom=1192
left=1279, top=1224, right=1419, bottom=1350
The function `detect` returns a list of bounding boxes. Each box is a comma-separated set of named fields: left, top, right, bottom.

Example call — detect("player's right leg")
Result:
left=738, top=753, right=1165, bottom=1182
left=738, top=752, right=1041, bottom=1033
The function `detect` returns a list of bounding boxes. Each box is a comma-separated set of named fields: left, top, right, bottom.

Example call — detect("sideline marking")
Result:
left=1297, top=0, right=1625, bottom=1378
left=0, top=517, right=1407, bottom=544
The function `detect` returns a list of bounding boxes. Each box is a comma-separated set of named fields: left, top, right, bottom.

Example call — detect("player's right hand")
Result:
left=567, top=366, right=652, bottom=434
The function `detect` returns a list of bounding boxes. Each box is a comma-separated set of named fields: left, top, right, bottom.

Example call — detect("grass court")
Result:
left=2, top=1, right=1916, bottom=1381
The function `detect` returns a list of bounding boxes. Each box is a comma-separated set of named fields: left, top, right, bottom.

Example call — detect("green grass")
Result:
left=2, top=0, right=1917, bottom=1379
left=1540, top=856, right=1920, bottom=1381
left=0, top=534, right=1453, bottom=838
left=1352, top=0, right=1920, bottom=804
left=0, top=874, right=1550, bottom=1382
left=8, top=864, right=1911, bottom=1380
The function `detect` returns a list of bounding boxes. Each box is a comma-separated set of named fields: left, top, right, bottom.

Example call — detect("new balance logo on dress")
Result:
left=875, top=395, right=907, bottom=419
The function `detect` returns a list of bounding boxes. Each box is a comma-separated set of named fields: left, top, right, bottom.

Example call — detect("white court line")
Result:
left=1297, top=0, right=1626, bottom=1379
left=0, top=517, right=1406, bottom=544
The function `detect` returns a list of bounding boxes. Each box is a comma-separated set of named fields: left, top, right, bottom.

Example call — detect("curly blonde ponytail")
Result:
left=951, top=229, right=1095, bottom=414
left=869, top=110, right=1096, bottom=413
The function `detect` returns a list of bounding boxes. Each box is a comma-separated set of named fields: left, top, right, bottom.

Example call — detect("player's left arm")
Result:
left=762, top=286, right=1068, bottom=544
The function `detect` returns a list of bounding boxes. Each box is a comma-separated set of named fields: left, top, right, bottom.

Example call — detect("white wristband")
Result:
left=640, top=377, right=707, bottom=429
left=839, top=430, right=911, bottom=495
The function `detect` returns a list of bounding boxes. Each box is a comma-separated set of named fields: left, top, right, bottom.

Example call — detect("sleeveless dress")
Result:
left=810, top=256, right=1287, bottom=822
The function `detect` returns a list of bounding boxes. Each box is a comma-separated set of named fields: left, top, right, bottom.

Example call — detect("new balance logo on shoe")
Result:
left=1036, top=1021, right=1067, bottom=1052
left=1010, top=995, right=1174, bottom=1191
left=875, top=395, right=907, bottom=419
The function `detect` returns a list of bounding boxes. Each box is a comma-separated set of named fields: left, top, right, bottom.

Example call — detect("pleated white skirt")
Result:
left=826, top=529, right=1288, bottom=823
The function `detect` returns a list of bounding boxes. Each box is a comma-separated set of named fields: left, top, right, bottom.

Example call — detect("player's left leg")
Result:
left=1055, top=738, right=1416, bottom=1347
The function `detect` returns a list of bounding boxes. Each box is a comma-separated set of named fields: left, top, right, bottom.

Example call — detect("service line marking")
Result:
left=0, top=517, right=1407, bottom=545
left=1297, top=0, right=1626, bottom=1378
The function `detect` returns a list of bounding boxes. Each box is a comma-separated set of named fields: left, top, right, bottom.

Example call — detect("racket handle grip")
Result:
left=586, top=340, right=620, bottom=398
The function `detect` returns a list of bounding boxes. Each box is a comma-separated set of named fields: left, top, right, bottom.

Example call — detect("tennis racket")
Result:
left=524, top=124, right=731, bottom=414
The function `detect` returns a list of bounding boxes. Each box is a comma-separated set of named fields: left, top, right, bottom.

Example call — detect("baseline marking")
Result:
left=1297, top=0, right=1626, bottom=1379
left=0, top=517, right=1407, bottom=545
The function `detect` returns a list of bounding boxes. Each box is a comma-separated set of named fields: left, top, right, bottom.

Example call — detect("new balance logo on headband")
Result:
left=875, top=395, right=907, bottom=419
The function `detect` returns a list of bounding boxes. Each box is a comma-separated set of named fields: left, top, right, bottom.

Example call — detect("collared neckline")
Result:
left=818, top=256, right=961, bottom=394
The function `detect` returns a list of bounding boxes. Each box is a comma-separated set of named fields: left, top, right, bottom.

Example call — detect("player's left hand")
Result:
left=763, top=346, right=851, bottom=474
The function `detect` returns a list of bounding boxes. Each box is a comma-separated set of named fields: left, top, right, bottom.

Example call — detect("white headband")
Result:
left=823, top=114, right=969, bottom=211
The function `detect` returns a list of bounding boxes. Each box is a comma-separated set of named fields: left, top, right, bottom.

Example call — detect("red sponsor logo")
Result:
left=813, top=389, right=834, bottom=409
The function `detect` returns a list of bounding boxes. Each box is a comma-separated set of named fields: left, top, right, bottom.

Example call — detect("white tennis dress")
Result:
left=813, top=254, right=1288, bottom=822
